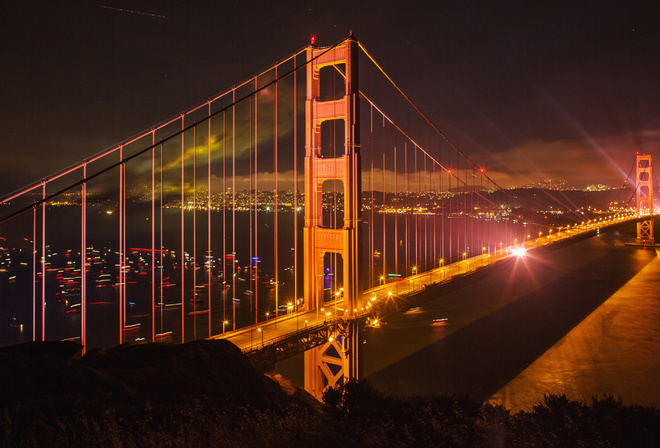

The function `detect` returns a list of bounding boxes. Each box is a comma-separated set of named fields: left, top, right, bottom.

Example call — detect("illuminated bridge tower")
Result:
left=303, top=36, right=363, bottom=399
left=636, top=153, right=655, bottom=245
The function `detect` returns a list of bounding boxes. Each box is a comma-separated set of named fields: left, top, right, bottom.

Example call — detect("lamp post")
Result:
left=258, top=327, right=263, bottom=346
left=222, top=320, right=228, bottom=334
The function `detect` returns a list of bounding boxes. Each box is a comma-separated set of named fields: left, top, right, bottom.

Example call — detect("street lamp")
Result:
left=265, top=312, right=269, bottom=321
left=258, top=327, right=263, bottom=346
left=223, top=320, right=229, bottom=334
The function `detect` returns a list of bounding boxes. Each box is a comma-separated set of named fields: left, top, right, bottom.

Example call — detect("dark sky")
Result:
left=2, top=1, right=659, bottom=194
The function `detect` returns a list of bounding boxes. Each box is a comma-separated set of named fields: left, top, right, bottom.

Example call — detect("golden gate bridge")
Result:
left=0, top=35, right=651, bottom=398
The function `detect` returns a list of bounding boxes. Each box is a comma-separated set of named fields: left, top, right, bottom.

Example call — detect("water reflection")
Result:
left=489, top=249, right=660, bottom=410
left=363, top=229, right=660, bottom=409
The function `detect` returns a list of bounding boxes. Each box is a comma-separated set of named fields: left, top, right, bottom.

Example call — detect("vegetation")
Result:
left=1, top=341, right=658, bottom=447
left=323, top=380, right=660, bottom=447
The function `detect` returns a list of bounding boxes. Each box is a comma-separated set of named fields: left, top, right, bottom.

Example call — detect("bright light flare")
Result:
left=512, top=247, right=527, bottom=257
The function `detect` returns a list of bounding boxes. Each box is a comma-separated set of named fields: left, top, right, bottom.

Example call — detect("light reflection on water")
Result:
left=489, top=250, right=660, bottom=410
left=362, top=229, right=660, bottom=410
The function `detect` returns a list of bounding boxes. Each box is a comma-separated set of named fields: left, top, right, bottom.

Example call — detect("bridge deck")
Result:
left=213, top=217, right=629, bottom=354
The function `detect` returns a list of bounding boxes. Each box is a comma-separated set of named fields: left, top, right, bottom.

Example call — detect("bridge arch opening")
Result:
left=321, top=179, right=344, bottom=229
left=318, top=64, right=346, bottom=102
left=323, top=251, right=344, bottom=303
left=319, top=119, right=345, bottom=158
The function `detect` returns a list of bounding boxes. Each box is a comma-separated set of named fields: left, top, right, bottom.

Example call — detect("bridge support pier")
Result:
left=304, top=321, right=362, bottom=399
left=303, top=36, right=363, bottom=399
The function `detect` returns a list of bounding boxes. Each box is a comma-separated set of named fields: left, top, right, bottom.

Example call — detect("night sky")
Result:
left=2, top=1, right=659, bottom=194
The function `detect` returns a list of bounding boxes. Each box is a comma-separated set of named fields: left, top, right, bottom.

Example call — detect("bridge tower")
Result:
left=303, top=36, right=363, bottom=399
left=636, top=153, right=655, bottom=245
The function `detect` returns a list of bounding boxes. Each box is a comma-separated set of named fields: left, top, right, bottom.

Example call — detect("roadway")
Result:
left=363, top=218, right=658, bottom=404
left=214, top=214, right=634, bottom=353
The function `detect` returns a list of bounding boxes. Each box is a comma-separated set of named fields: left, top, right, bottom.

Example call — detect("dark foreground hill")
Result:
left=1, top=340, right=659, bottom=447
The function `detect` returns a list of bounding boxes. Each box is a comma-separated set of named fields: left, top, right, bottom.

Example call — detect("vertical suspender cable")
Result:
left=430, top=131, right=435, bottom=266
left=249, top=97, right=253, bottom=315
left=254, top=78, right=259, bottom=324
left=424, top=154, right=427, bottom=269
left=381, top=115, right=386, bottom=278
left=42, top=183, right=45, bottom=341
left=32, top=206, right=36, bottom=341
left=159, top=144, right=164, bottom=336
left=119, top=146, right=124, bottom=344
left=222, top=110, right=227, bottom=328
left=393, top=84, right=398, bottom=276
left=293, top=57, right=298, bottom=308
left=464, top=157, right=468, bottom=262
left=208, top=103, right=212, bottom=338
left=274, top=66, right=279, bottom=319
left=415, top=144, right=418, bottom=269
left=81, top=164, right=87, bottom=353
left=369, top=105, right=374, bottom=285
left=394, top=142, right=398, bottom=275
left=448, top=165, right=452, bottom=265
left=405, top=141, right=409, bottom=273
left=123, top=154, right=127, bottom=333
left=180, top=118, right=185, bottom=343
left=151, top=132, right=155, bottom=342
left=192, top=126, right=197, bottom=339
left=440, top=135, right=444, bottom=264
left=232, top=90, right=236, bottom=331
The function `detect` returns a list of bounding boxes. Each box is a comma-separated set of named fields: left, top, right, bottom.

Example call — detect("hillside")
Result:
left=1, top=340, right=658, bottom=447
